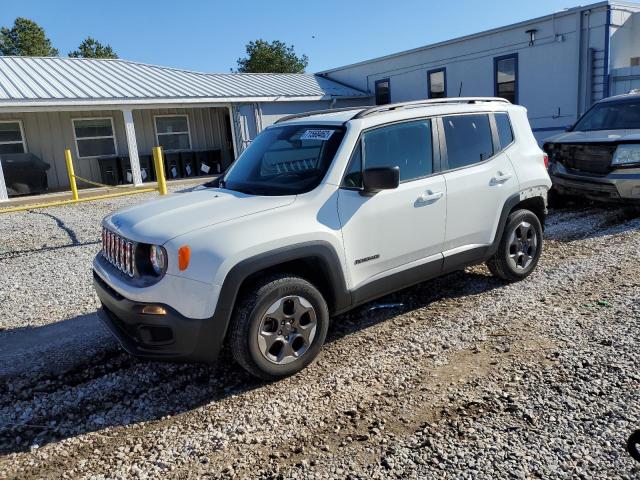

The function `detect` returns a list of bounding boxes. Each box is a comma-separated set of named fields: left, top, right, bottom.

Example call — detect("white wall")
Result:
left=610, top=10, right=640, bottom=69
left=320, top=3, right=617, bottom=142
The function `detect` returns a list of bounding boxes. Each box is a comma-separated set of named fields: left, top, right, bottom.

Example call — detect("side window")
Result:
left=495, top=113, right=514, bottom=150
left=343, top=142, right=362, bottom=188
left=443, top=114, right=494, bottom=170
left=363, top=120, right=433, bottom=182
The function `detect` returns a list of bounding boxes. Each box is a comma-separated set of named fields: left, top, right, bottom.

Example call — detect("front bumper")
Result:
left=549, top=162, right=640, bottom=203
left=94, top=271, right=225, bottom=363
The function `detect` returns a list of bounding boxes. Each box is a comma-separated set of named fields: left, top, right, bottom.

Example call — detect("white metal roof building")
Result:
left=0, top=57, right=370, bottom=199
left=318, top=0, right=640, bottom=142
left=0, top=57, right=367, bottom=106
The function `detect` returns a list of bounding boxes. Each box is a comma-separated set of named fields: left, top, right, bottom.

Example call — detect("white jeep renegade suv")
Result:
left=94, top=98, right=551, bottom=379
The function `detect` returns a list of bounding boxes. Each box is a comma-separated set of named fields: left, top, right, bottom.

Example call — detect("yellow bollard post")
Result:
left=64, top=149, right=79, bottom=201
left=152, top=146, right=168, bottom=196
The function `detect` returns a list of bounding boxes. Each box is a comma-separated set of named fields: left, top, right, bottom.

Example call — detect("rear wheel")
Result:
left=228, top=274, right=329, bottom=380
left=487, top=209, right=543, bottom=282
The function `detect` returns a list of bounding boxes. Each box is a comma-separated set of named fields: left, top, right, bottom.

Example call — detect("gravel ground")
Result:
left=0, top=190, right=639, bottom=479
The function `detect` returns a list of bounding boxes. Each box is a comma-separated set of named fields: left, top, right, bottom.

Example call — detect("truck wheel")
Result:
left=228, top=274, right=329, bottom=380
left=487, top=209, right=543, bottom=282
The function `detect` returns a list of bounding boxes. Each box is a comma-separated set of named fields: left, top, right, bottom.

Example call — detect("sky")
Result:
left=0, top=0, right=594, bottom=73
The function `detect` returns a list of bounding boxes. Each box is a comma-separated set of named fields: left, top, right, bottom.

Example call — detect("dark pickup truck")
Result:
left=544, top=92, right=640, bottom=204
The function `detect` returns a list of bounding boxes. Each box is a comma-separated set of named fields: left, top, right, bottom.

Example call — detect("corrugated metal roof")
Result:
left=0, top=56, right=368, bottom=106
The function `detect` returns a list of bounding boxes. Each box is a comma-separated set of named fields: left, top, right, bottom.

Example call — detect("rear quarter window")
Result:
left=495, top=112, right=514, bottom=150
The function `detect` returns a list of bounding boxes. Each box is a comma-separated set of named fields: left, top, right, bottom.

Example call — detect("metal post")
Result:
left=64, top=149, right=79, bottom=201
left=0, top=157, right=8, bottom=202
left=152, top=146, right=168, bottom=196
left=122, top=109, right=143, bottom=186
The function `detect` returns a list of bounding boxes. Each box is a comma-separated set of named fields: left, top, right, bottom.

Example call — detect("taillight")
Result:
left=543, top=154, right=549, bottom=169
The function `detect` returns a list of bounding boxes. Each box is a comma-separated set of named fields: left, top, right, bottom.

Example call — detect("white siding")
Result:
left=0, top=107, right=231, bottom=190
left=321, top=3, right=632, bottom=142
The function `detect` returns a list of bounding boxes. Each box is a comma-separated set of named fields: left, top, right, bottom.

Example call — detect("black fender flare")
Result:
left=487, top=193, right=524, bottom=257
left=208, top=241, right=350, bottom=353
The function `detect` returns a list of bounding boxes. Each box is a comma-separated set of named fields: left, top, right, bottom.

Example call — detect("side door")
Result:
left=337, top=118, right=446, bottom=291
left=439, top=112, right=519, bottom=261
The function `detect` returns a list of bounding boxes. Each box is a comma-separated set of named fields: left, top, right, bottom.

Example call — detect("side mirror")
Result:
left=362, top=166, right=400, bottom=193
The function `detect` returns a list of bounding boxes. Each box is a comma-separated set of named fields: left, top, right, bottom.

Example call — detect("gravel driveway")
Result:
left=0, top=190, right=638, bottom=479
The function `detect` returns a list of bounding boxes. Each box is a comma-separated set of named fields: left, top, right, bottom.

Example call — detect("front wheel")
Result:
left=487, top=209, right=543, bottom=282
left=228, top=274, right=329, bottom=380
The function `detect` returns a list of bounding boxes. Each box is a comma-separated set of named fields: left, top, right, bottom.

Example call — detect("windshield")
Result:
left=572, top=99, right=640, bottom=131
left=221, top=124, right=345, bottom=196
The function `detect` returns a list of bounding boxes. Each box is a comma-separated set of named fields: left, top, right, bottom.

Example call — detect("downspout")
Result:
left=585, top=10, right=592, bottom=108
left=576, top=9, right=584, bottom=118
left=603, top=4, right=612, bottom=98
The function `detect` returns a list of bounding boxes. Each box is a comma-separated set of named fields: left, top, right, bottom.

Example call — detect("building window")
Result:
left=0, top=120, right=26, bottom=154
left=375, top=79, right=391, bottom=105
left=155, top=115, right=192, bottom=151
left=428, top=68, right=446, bottom=99
left=73, top=118, right=117, bottom=158
left=494, top=54, right=518, bottom=104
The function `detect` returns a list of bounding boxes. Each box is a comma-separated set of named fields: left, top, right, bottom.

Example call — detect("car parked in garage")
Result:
left=544, top=91, right=640, bottom=205
left=93, top=98, right=551, bottom=380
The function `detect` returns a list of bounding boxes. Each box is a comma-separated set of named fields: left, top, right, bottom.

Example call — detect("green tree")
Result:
left=0, top=17, right=58, bottom=56
left=69, top=37, right=118, bottom=59
left=236, top=39, right=308, bottom=73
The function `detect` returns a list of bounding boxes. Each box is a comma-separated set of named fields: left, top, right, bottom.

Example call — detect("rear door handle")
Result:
left=490, top=172, right=513, bottom=186
left=417, top=190, right=444, bottom=203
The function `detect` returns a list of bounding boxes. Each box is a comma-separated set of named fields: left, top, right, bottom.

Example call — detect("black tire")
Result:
left=228, top=274, right=329, bottom=380
left=628, top=430, right=640, bottom=463
left=487, top=209, right=543, bottom=282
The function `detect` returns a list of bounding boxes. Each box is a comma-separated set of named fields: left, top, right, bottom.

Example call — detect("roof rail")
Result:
left=275, top=106, right=366, bottom=124
left=351, top=97, right=511, bottom=119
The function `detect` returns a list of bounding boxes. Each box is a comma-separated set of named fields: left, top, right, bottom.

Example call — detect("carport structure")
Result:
left=0, top=57, right=370, bottom=200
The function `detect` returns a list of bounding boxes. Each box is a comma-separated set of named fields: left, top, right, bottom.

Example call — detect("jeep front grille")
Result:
left=101, top=228, right=135, bottom=277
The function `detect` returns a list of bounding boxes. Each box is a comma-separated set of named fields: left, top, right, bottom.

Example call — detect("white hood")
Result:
left=104, top=188, right=295, bottom=245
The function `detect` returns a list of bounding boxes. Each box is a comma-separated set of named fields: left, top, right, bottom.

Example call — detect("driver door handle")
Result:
left=490, top=171, right=513, bottom=186
left=417, top=190, right=444, bottom=203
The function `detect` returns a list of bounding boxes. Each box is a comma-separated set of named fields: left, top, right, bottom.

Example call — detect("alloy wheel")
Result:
left=257, top=296, right=317, bottom=365
left=507, top=221, right=538, bottom=270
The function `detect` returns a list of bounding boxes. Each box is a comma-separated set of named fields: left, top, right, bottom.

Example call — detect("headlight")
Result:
left=150, top=245, right=167, bottom=276
left=612, top=144, right=640, bottom=166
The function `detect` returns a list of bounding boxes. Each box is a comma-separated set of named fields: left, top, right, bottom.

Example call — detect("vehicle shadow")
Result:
left=0, top=268, right=502, bottom=455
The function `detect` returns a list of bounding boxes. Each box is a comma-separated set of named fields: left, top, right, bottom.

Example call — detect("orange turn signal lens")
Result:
left=178, top=245, right=191, bottom=271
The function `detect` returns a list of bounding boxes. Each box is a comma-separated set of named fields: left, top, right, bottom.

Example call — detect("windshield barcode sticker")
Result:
left=300, top=129, right=334, bottom=141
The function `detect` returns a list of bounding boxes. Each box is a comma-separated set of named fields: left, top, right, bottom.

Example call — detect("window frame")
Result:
left=72, top=117, right=118, bottom=159
left=154, top=114, right=193, bottom=152
left=374, top=78, right=391, bottom=105
left=0, top=119, right=27, bottom=154
left=437, top=112, right=506, bottom=173
left=494, top=53, right=519, bottom=104
left=427, top=67, right=447, bottom=99
left=340, top=116, right=442, bottom=190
